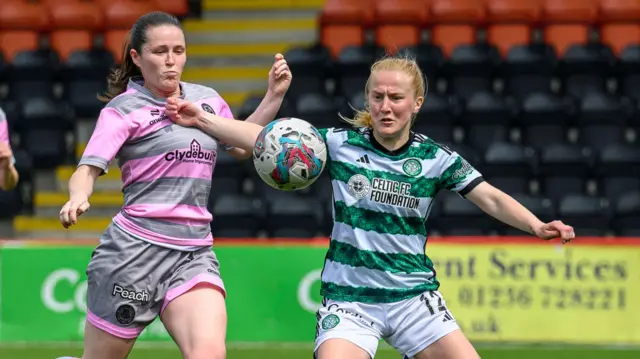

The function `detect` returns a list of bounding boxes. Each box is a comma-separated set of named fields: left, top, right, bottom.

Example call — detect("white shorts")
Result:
left=314, top=291, right=459, bottom=359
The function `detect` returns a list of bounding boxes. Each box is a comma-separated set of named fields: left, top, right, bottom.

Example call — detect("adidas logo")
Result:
left=356, top=154, right=370, bottom=164
left=442, top=311, right=454, bottom=322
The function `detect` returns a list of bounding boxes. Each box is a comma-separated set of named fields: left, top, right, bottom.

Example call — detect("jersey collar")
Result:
left=127, top=76, right=186, bottom=101
left=368, top=129, right=415, bottom=157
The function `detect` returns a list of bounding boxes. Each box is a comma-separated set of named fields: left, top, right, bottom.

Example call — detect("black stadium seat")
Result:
left=502, top=44, right=557, bottom=100
left=211, top=194, right=265, bottom=238
left=460, top=91, right=513, bottom=151
left=444, top=44, right=501, bottom=100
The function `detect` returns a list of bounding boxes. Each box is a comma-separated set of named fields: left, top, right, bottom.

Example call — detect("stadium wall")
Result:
left=0, top=237, right=637, bottom=345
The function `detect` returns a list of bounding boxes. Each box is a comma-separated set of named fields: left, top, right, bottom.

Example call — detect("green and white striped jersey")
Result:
left=318, top=127, right=484, bottom=304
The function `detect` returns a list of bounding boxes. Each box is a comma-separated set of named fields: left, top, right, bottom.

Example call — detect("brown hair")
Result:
left=340, top=54, right=427, bottom=128
left=98, top=11, right=182, bottom=103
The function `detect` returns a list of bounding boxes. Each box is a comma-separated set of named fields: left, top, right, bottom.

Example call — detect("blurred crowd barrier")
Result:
left=0, top=236, right=637, bottom=345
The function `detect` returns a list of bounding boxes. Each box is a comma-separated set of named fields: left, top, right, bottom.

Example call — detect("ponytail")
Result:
left=98, top=30, right=141, bottom=103
left=339, top=106, right=373, bottom=129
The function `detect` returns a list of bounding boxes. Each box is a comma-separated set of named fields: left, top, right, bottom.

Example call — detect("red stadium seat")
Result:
left=153, top=0, right=189, bottom=17
left=373, top=0, right=429, bottom=54
left=319, top=0, right=372, bottom=58
left=0, top=1, right=49, bottom=61
left=599, top=0, right=640, bottom=56
left=49, top=2, right=104, bottom=61
left=105, top=29, right=130, bottom=64
left=430, top=0, right=485, bottom=57
left=103, top=0, right=157, bottom=29
left=486, top=0, right=540, bottom=57
left=542, top=0, right=598, bottom=56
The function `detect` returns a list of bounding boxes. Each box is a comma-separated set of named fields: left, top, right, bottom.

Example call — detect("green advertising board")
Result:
left=0, top=244, right=327, bottom=342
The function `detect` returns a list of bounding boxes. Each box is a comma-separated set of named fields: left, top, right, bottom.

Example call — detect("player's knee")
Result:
left=183, top=342, right=226, bottom=359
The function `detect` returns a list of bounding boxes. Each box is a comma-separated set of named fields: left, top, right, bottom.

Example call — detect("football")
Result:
left=252, top=117, right=327, bottom=191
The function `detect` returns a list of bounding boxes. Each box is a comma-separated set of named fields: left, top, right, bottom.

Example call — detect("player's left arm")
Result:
left=438, top=151, right=574, bottom=243
left=226, top=54, right=291, bottom=160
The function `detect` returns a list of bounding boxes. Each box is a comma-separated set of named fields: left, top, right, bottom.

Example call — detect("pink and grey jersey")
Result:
left=78, top=77, right=235, bottom=249
left=0, top=107, right=15, bottom=166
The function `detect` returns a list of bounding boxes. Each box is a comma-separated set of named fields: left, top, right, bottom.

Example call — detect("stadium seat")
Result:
left=61, top=49, right=114, bottom=118
left=485, top=0, right=540, bottom=57
left=538, top=143, right=592, bottom=200
left=541, top=0, right=598, bottom=56
left=499, top=194, right=555, bottom=235
left=599, top=0, right=640, bottom=56
left=341, top=91, right=366, bottom=117
left=437, top=192, right=495, bottom=235
left=482, top=142, right=534, bottom=195
left=612, top=191, right=640, bottom=235
left=103, top=0, right=157, bottom=29
left=153, top=0, right=189, bottom=17
left=414, top=93, right=456, bottom=144
left=430, top=0, right=485, bottom=58
left=49, top=2, right=104, bottom=61
left=209, top=177, right=242, bottom=204
left=296, top=93, right=338, bottom=129
left=444, top=44, right=501, bottom=100
left=211, top=194, right=265, bottom=238
left=6, top=50, right=60, bottom=104
left=215, top=150, right=248, bottom=183
left=617, top=45, right=640, bottom=102
left=237, top=95, right=263, bottom=121
left=577, top=92, right=628, bottom=150
left=22, top=129, right=70, bottom=169
left=460, top=91, right=514, bottom=151
left=265, top=196, right=323, bottom=238
left=319, top=0, right=372, bottom=58
left=595, top=143, right=640, bottom=202
left=104, top=29, right=129, bottom=64
left=20, top=98, right=73, bottom=131
left=0, top=189, right=22, bottom=219
left=557, top=194, right=610, bottom=236
left=517, top=92, right=573, bottom=150
left=284, top=45, right=332, bottom=98
left=501, top=44, right=557, bottom=100
left=0, top=0, right=47, bottom=62
left=397, top=44, right=445, bottom=86
left=373, top=0, right=429, bottom=54
left=334, top=45, right=385, bottom=97
left=559, top=44, right=616, bottom=99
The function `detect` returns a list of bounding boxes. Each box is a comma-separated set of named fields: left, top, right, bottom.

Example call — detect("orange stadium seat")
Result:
left=103, top=0, right=158, bottom=29
left=49, top=2, right=104, bottom=61
left=373, top=0, right=429, bottom=54
left=599, top=0, right=640, bottom=56
left=153, top=0, right=189, bottom=17
left=320, top=0, right=373, bottom=57
left=486, top=0, right=540, bottom=57
left=541, top=0, right=598, bottom=56
left=429, top=0, right=485, bottom=57
left=0, top=1, right=49, bottom=61
left=105, top=29, right=130, bottom=64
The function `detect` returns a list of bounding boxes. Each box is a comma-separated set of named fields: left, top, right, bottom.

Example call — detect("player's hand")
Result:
left=267, top=53, right=292, bottom=97
left=0, top=142, right=12, bottom=162
left=166, top=97, right=201, bottom=127
left=59, top=194, right=91, bottom=229
left=533, top=220, right=575, bottom=243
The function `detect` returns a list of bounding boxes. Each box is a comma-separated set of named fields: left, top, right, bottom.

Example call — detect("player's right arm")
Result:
left=60, top=107, right=133, bottom=228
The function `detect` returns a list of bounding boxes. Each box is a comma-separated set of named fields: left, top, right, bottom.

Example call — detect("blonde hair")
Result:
left=339, top=54, right=427, bottom=128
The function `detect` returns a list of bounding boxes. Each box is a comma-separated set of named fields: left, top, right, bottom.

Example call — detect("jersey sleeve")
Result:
left=0, top=110, right=15, bottom=166
left=437, top=150, right=484, bottom=197
left=78, top=107, right=133, bottom=175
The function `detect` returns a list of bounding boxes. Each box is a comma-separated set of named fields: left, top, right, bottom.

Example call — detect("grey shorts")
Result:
left=85, top=223, right=225, bottom=339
